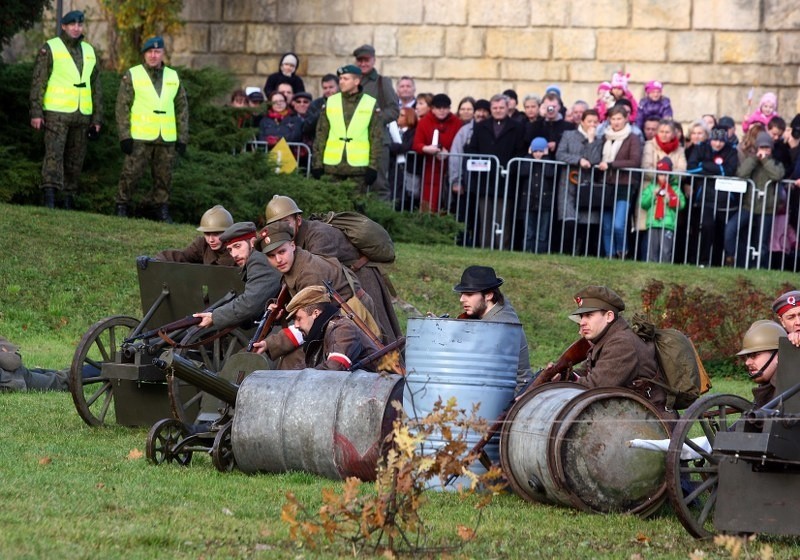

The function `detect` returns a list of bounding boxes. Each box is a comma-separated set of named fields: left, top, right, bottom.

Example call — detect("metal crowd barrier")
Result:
left=243, top=140, right=313, bottom=177
left=390, top=152, right=799, bottom=271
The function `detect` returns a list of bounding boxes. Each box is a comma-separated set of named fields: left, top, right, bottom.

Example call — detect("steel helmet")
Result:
left=196, top=205, right=234, bottom=233
left=737, top=320, right=787, bottom=356
left=265, top=195, right=302, bottom=224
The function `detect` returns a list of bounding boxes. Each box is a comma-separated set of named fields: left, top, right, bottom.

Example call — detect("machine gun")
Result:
left=450, top=337, right=590, bottom=481
left=154, top=350, right=239, bottom=406
left=246, top=285, right=290, bottom=352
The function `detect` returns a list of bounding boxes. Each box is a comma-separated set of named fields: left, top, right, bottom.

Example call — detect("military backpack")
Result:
left=311, top=211, right=396, bottom=263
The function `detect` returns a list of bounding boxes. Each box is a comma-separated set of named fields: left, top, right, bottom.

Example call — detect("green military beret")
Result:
left=570, top=286, right=626, bottom=317
left=62, top=10, right=85, bottom=25
left=261, top=221, right=295, bottom=254
left=218, top=222, right=256, bottom=246
left=337, top=64, right=362, bottom=77
left=286, top=286, right=331, bottom=318
left=141, top=36, right=165, bottom=53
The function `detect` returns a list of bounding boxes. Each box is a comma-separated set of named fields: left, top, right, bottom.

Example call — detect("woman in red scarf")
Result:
left=412, top=94, right=462, bottom=213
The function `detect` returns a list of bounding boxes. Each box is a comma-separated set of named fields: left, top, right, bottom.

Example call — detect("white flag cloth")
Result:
left=627, top=436, right=711, bottom=461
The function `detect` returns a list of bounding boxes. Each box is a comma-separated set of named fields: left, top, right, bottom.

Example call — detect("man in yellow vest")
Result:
left=115, top=36, right=189, bottom=222
left=311, top=65, right=382, bottom=194
left=29, top=10, right=102, bottom=210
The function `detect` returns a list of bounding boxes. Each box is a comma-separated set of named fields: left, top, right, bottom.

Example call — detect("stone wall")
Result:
left=7, top=0, right=800, bottom=124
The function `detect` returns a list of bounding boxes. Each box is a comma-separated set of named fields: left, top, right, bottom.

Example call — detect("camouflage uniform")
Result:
left=155, top=236, right=236, bottom=266
left=115, top=63, right=189, bottom=205
left=29, top=31, right=102, bottom=197
left=312, top=88, right=383, bottom=194
left=359, top=68, right=399, bottom=199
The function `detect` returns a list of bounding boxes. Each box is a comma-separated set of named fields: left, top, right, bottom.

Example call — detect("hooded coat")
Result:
left=264, top=52, right=306, bottom=96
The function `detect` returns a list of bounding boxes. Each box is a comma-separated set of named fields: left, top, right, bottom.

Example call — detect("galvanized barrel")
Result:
left=500, top=384, right=669, bottom=517
left=232, top=369, right=404, bottom=480
left=404, top=317, right=521, bottom=487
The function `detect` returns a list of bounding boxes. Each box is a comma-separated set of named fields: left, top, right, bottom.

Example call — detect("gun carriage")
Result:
left=69, top=261, right=250, bottom=427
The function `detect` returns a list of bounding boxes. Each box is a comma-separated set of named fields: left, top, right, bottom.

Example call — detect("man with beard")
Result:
left=454, top=266, right=531, bottom=392
left=192, top=222, right=281, bottom=329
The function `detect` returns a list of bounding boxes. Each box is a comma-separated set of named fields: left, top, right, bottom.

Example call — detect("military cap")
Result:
left=453, top=266, right=504, bottom=293
left=62, top=10, right=85, bottom=25
left=219, top=222, right=257, bottom=247
left=772, top=290, right=800, bottom=317
left=353, top=44, right=376, bottom=58
left=262, top=221, right=295, bottom=254
left=337, top=64, right=362, bottom=77
left=286, top=286, right=331, bottom=318
left=141, top=36, right=165, bottom=53
left=570, top=286, right=626, bottom=317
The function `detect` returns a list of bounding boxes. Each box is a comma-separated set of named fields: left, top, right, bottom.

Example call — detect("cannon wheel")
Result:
left=146, top=418, right=193, bottom=466
left=168, top=328, right=249, bottom=424
left=211, top=421, right=235, bottom=472
left=70, top=315, right=140, bottom=427
left=665, top=393, right=751, bottom=539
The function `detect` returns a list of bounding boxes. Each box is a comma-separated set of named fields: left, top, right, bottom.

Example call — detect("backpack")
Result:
left=312, top=211, right=396, bottom=263
left=630, top=313, right=712, bottom=410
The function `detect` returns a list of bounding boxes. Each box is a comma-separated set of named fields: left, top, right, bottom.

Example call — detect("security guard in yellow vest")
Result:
left=29, top=10, right=102, bottom=210
left=311, top=65, right=382, bottom=194
left=115, top=36, right=189, bottom=222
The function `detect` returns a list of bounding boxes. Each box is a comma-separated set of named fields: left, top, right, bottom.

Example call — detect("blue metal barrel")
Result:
left=403, top=317, right=521, bottom=488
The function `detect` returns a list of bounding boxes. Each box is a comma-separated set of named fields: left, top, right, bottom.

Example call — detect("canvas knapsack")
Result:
left=631, top=313, right=712, bottom=410
left=312, top=211, right=396, bottom=263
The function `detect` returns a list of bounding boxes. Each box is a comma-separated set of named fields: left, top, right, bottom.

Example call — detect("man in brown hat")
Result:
left=192, top=222, right=281, bottom=329
left=772, top=290, right=800, bottom=346
left=454, top=265, right=532, bottom=392
left=255, top=286, right=380, bottom=370
left=568, top=286, right=667, bottom=408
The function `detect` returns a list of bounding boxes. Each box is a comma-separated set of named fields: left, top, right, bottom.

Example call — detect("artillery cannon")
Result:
left=69, top=261, right=250, bottom=427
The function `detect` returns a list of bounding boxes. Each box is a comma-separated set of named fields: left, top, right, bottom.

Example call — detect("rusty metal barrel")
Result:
left=404, top=317, right=521, bottom=487
left=500, top=384, right=669, bottom=517
left=232, top=369, right=404, bottom=481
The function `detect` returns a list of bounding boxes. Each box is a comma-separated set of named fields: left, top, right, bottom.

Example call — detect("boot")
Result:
left=43, top=187, right=56, bottom=209
left=116, top=203, right=128, bottom=217
left=156, top=204, right=172, bottom=224
left=63, top=194, right=74, bottom=210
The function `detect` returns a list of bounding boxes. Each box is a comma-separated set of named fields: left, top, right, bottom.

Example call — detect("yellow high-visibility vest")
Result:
left=323, top=93, right=376, bottom=166
left=42, top=38, right=95, bottom=115
left=129, top=65, right=180, bottom=141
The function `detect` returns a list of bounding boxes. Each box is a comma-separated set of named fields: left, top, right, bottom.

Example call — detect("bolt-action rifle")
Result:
left=246, top=285, right=291, bottom=352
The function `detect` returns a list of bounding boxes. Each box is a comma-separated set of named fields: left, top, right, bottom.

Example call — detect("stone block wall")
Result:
left=6, top=0, right=800, bottom=126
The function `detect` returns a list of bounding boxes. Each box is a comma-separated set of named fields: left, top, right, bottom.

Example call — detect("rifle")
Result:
left=246, top=285, right=290, bottom=352
left=349, top=336, right=406, bottom=372
left=124, top=290, right=237, bottom=343
left=323, top=280, right=406, bottom=375
left=448, top=337, right=590, bottom=483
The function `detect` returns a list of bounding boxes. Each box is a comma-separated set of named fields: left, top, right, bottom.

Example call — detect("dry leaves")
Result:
left=38, top=456, right=52, bottom=465
left=127, top=448, right=144, bottom=460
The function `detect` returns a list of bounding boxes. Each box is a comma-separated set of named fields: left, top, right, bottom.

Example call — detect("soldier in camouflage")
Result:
left=29, top=10, right=102, bottom=210
left=115, top=36, right=189, bottom=222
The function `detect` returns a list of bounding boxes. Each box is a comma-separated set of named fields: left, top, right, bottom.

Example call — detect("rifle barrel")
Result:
left=154, top=351, right=238, bottom=406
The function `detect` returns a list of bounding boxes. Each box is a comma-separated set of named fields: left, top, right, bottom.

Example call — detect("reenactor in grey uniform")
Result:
left=29, top=10, right=102, bottom=210
left=192, top=222, right=281, bottom=330
left=0, top=336, right=69, bottom=392
left=115, top=36, right=189, bottom=222
left=149, top=205, right=237, bottom=267
left=454, top=266, right=533, bottom=393
left=264, top=195, right=402, bottom=343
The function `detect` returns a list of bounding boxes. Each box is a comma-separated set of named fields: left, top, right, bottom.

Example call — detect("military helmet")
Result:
left=737, top=320, right=787, bottom=356
left=265, top=195, right=302, bottom=224
left=197, top=205, right=234, bottom=233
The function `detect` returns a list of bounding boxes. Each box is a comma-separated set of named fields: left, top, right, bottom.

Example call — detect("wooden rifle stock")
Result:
left=448, top=337, right=590, bottom=485
left=246, top=285, right=290, bottom=351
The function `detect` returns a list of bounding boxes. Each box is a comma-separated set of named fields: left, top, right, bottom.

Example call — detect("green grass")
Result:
left=2, top=202, right=800, bottom=558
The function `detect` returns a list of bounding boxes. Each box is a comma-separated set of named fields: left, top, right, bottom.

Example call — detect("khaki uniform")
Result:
left=30, top=32, right=102, bottom=195
left=115, top=63, right=189, bottom=205
left=155, top=236, right=236, bottom=267
left=211, top=250, right=281, bottom=329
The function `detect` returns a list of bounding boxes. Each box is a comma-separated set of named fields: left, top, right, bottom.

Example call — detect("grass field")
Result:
left=2, top=202, right=800, bottom=559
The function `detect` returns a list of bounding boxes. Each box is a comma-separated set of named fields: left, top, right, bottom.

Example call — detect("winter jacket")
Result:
left=264, top=52, right=306, bottom=95
left=641, top=178, right=686, bottom=230
left=636, top=97, right=673, bottom=128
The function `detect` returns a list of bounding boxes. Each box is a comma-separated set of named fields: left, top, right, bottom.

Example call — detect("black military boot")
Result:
left=43, top=187, right=56, bottom=209
left=63, top=194, right=74, bottom=210
left=156, top=204, right=173, bottom=224
left=116, top=203, right=128, bottom=217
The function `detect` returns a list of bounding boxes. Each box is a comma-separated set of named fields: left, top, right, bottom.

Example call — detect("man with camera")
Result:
left=527, top=91, right=575, bottom=155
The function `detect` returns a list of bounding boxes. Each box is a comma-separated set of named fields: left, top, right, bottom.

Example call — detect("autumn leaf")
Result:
left=38, top=456, right=52, bottom=465
left=635, top=532, right=650, bottom=543
left=127, top=448, right=144, bottom=460
left=456, top=525, right=475, bottom=541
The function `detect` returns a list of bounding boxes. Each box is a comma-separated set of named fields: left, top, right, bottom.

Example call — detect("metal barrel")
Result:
left=403, top=317, right=521, bottom=489
left=232, top=369, right=404, bottom=480
left=500, top=384, right=670, bottom=517
left=154, top=351, right=238, bottom=406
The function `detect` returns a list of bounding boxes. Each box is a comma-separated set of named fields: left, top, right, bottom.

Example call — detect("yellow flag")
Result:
left=269, top=138, right=298, bottom=174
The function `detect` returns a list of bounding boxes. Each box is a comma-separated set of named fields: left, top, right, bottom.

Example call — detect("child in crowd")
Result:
left=637, top=80, right=673, bottom=128
left=594, top=82, right=614, bottom=122
left=517, top=137, right=555, bottom=253
left=640, top=157, right=685, bottom=263
left=742, top=92, right=780, bottom=133
left=608, top=72, right=638, bottom=123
